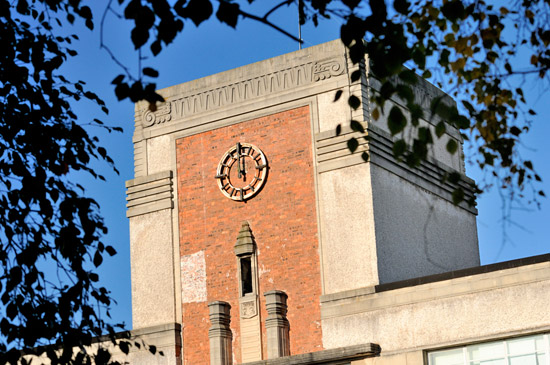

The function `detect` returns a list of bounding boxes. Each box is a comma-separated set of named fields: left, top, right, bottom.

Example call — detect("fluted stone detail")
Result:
left=264, top=290, right=290, bottom=359
left=208, top=301, right=232, bottom=365
left=234, top=221, right=255, bottom=257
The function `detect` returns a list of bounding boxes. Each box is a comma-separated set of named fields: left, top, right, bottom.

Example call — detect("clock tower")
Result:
left=125, top=40, right=479, bottom=364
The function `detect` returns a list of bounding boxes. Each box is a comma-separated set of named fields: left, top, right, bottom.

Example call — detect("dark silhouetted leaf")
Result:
left=143, top=67, right=159, bottom=77
left=350, top=120, right=365, bottom=133
left=347, top=137, right=359, bottom=152
left=348, top=94, right=361, bottom=110
left=446, top=139, right=458, bottom=154
left=388, top=106, right=407, bottom=135
left=217, top=1, right=240, bottom=28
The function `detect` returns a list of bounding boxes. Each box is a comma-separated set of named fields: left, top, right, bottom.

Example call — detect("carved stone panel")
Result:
left=140, top=57, right=346, bottom=128
left=240, top=298, right=258, bottom=319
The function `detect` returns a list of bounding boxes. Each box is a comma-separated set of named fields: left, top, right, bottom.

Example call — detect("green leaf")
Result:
left=111, top=75, right=124, bottom=85
left=446, top=139, right=458, bottom=154
left=336, top=124, right=342, bottom=136
left=510, top=126, right=521, bottom=136
left=350, top=120, right=365, bottom=133
left=93, top=251, right=103, bottom=267
left=119, top=341, right=130, bottom=355
left=348, top=95, right=361, bottom=110
left=448, top=172, right=461, bottom=184
left=105, top=246, right=117, bottom=256
left=396, top=84, right=414, bottom=103
left=131, top=26, right=150, bottom=49
left=393, top=139, right=407, bottom=158
left=179, top=0, right=213, bottom=26
left=361, top=151, right=369, bottom=161
left=217, top=1, right=240, bottom=28
left=398, top=69, right=417, bottom=84
left=143, top=67, right=159, bottom=77
left=435, top=121, right=446, bottom=138
left=388, top=106, right=407, bottom=135
left=350, top=70, right=361, bottom=82
left=334, top=90, right=343, bottom=102
left=347, top=137, right=359, bottom=152
left=452, top=188, right=465, bottom=205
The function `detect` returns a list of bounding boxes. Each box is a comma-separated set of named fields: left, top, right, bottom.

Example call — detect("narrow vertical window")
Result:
left=240, top=256, right=253, bottom=296
left=234, top=221, right=263, bottom=361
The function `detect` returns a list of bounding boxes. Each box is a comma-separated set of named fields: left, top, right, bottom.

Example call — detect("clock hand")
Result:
left=241, top=149, right=247, bottom=181
left=236, top=142, right=242, bottom=179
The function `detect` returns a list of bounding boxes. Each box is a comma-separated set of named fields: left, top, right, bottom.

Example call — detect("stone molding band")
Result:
left=314, top=124, right=477, bottom=213
left=126, top=170, right=174, bottom=218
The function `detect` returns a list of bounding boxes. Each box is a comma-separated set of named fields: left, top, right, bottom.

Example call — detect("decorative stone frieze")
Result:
left=140, top=57, right=345, bottom=128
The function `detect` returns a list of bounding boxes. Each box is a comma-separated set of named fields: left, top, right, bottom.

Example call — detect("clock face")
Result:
left=215, top=143, right=268, bottom=201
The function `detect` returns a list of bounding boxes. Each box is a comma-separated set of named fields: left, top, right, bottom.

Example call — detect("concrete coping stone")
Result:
left=242, top=343, right=381, bottom=365
left=375, top=253, right=550, bottom=293
left=91, top=322, right=181, bottom=344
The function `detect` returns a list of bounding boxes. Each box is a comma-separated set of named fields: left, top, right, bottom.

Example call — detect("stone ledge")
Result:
left=376, top=253, right=550, bottom=292
left=321, top=255, right=550, bottom=319
left=126, top=170, right=172, bottom=188
left=126, top=171, right=174, bottom=218
left=243, top=343, right=381, bottom=365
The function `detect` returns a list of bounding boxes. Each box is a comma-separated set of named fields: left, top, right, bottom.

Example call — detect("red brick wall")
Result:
left=176, top=105, right=323, bottom=364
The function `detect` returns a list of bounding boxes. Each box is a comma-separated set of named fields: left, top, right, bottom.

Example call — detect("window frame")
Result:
left=426, top=333, right=550, bottom=365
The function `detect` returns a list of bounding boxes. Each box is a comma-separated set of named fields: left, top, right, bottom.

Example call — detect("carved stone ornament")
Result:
left=140, top=57, right=345, bottom=128
left=240, top=299, right=258, bottom=319
left=313, top=58, right=345, bottom=81
left=215, top=143, right=268, bottom=202
left=142, top=102, right=172, bottom=127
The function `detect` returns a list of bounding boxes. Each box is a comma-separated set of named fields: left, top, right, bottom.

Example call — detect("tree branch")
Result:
left=238, top=9, right=302, bottom=43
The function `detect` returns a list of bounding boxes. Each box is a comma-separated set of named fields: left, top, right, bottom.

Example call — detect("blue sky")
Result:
left=59, top=2, right=549, bottom=330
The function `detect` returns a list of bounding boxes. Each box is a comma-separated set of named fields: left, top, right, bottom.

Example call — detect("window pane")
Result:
left=470, top=360, right=505, bottom=365
left=428, top=334, right=549, bottom=365
left=468, top=342, right=505, bottom=361
left=240, top=257, right=253, bottom=296
left=429, top=348, right=464, bottom=365
left=507, top=335, right=539, bottom=356
left=509, top=354, right=538, bottom=365
left=535, top=336, right=545, bottom=352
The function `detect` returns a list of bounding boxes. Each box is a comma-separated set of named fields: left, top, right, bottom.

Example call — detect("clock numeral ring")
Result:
left=215, top=143, right=268, bottom=201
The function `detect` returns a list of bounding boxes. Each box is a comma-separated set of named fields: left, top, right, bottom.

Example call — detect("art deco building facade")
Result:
left=119, top=40, right=550, bottom=364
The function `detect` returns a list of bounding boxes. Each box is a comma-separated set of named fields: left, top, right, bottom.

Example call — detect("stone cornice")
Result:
left=136, top=52, right=347, bottom=132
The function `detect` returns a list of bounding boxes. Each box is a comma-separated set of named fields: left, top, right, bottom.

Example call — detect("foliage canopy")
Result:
left=0, top=0, right=548, bottom=363
left=109, top=0, right=548, bottom=205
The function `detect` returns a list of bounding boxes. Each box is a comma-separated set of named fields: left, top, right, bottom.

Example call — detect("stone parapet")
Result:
left=321, top=258, right=550, bottom=354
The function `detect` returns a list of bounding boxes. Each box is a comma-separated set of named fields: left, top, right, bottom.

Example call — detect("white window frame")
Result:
left=427, top=333, right=550, bottom=365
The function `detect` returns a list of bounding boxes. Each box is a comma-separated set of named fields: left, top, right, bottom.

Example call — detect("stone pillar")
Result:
left=264, top=290, right=290, bottom=358
left=208, top=301, right=232, bottom=365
